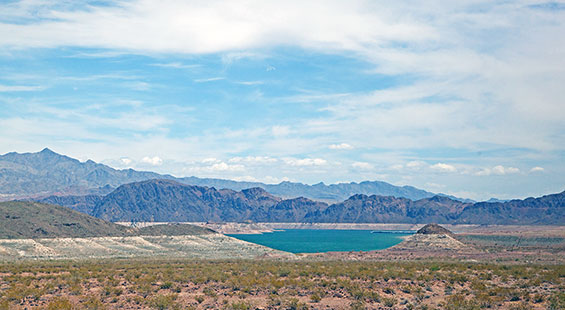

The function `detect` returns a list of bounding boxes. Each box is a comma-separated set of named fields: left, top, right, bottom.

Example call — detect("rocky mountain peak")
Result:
left=39, top=147, right=56, bottom=154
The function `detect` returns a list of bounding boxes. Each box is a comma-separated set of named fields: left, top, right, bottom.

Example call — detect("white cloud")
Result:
left=284, top=158, right=328, bottom=166
left=0, top=1, right=435, bottom=53
left=271, top=126, right=290, bottom=137
left=194, top=77, right=224, bottom=83
left=151, top=62, right=200, bottom=69
left=425, top=182, right=446, bottom=189
left=406, top=161, right=426, bottom=169
left=329, top=143, right=353, bottom=150
left=390, top=164, right=404, bottom=170
left=352, top=162, right=373, bottom=170
left=235, top=80, right=264, bottom=86
left=141, top=156, right=163, bottom=166
left=201, top=157, right=220, bottom=164
left=476, top=165, right=520, bottom=176
left=1, top=0, right=564, bottom=200
left=229, top=156, right=277, bottom=164
left=221, top=51, right=264, bottom=64
left=0, top=84, right=44, bottom=92
left=1, top=2, right=562, bottom=156
left=530, top=166, right=544, bottom=173
left=232, top=175, right=290, bottom=184
left=184, top=160, right=246, bottom=173
left=209, top=162, right=244, bottom=172
left=493, top=165, right=519, bottom=175
left=430, top=163, right=457, bottom=173
left=120, top=157, right=133, bottom=166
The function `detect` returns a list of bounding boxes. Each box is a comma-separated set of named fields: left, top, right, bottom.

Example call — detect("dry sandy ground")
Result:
left=0, top=233, right=293, bottom=261
left=1, top=259, right=562, bottom=310
left=0, top=225, right=563, bottom=309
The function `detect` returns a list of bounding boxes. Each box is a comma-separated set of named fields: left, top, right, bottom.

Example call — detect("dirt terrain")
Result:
left=0, top=233, right=292, bottom=261
left=0, top=224, right=563, bottom=309
left=0, top=260, right=563, bottom=310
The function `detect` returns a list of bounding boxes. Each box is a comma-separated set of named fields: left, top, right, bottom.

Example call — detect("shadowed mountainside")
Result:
left=1, top=148, right=454, bottom=202
left=92, top=179, right=284, bottom=222
left=304, top=192, right=564, bottom=225
left=38, top=179, right=564, bottom=225
left=303, top=194, right=470, bottom=224
left=456, top=191, right=565, bottom=225
left=91, top=179, right=330, bottom=222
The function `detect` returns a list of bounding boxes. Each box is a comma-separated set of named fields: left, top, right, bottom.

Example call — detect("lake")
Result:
left=228, top=229, right=413, bottom=253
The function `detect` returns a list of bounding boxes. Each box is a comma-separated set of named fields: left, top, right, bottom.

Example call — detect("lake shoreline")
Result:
left=115, top=222, right=565, bottom=236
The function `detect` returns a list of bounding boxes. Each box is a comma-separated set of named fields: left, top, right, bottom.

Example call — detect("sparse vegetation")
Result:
left=0, top=259, right=562, bottom=309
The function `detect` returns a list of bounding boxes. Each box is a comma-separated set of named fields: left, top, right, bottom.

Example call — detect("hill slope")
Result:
left=0, top=201, right=216, bottom=239
left=0, top=201, right=130, bottom=238
left=1, top=149, right=446, bottom=201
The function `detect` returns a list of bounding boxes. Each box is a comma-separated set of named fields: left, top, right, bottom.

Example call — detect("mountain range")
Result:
left=0, top=148, right=463, bottom=202
left=38, top=179, right=564, bottom=225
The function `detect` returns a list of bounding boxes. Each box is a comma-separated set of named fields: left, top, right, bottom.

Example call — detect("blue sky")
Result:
left=1, top=0, right=564, bottom=200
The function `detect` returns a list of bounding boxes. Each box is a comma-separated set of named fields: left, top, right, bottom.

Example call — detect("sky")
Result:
left=0, top=0, right=564, bottom=200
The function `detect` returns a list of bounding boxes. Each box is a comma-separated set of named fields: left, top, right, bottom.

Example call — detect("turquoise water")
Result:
left=228, top=229, right=413, bottom=253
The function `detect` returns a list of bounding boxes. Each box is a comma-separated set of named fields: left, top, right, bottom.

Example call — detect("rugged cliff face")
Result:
left=35, top=179, right=564, bottom=225
left=303, top=194, right=470, bottom=223
left=91, top=179, right=281, bottom=222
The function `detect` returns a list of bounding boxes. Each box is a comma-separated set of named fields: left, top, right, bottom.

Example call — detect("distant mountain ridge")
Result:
left=38, top=179, right=564, bottom=225
left=1, top=148, right=460, bottom=202
left=177, top=176, right=448, bottom=202
left=0, top=148, right=165, bottom=197
left=306, top=192, right=564, bottom=225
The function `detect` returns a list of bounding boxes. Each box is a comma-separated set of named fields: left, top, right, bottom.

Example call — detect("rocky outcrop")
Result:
left=393, top=224, right=467, bottom=251
left=416, top=224, right=453, bottom=235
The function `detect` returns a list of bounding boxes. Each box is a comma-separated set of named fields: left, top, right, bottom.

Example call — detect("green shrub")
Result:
left=228, top=301, right=251, bottom=310
left=148, top=293, right=179, bottom=310
left=547, top=292, right=565, bottom=310
left=350, top=300, right=365, bottom=310
left=82, top=295, right=107, bottom=310
left=47, top=297, right=74, bottom=310
left=382, top=296, right=397, bottom=307
left=442, top=294, right=479, bottom=310
left=194, top=295, right=205, bottom=303
left=160, top=281, right=173, bottom=290
left=0, top=299, right=9, bottom=310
